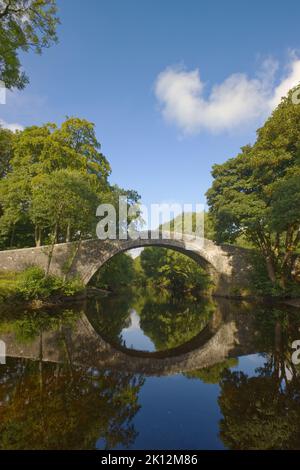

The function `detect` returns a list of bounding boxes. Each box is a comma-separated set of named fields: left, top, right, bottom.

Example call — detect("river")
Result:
left=0, top=290, right=300, bottom=449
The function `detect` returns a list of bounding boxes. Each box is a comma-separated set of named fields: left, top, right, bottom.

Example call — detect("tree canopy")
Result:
left=0, top=0, right=59, bottom=89
left=206, top=86, right=300, bottom=291
left=0, top=117, right=140, bottom=249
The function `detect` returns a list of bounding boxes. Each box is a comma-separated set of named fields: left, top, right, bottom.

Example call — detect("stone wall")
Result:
left=0, top=234, right=253, bottom=298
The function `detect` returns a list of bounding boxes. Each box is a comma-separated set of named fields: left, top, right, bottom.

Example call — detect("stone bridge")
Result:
left=0, top=300, right=259, bottom=376
left=0, top=232, right=253, bottom=297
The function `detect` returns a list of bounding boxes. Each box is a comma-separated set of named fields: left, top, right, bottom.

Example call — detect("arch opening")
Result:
left=86, top=244, right=218, bottom=354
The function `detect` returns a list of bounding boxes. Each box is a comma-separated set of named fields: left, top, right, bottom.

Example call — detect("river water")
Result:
left=0, top=291, right=300, bottom=450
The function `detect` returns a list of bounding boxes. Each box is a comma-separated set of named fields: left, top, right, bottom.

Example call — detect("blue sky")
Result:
left=1, top=0, right=300, bottom=209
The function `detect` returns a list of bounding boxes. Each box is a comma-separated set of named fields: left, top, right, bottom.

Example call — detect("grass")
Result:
left=0, top=271, right=20, bottom=302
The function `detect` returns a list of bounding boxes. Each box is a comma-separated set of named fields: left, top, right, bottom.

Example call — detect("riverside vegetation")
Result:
left=0, top=91, right=300, bottom=302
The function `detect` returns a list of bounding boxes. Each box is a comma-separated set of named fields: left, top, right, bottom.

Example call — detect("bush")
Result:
left=16, top=266, right=84, bottom=300
left=61, top=276, right=85, bottom=296
left=250, top=253, right=300, bottom=298
left=0, top=271, right=19, bottom=302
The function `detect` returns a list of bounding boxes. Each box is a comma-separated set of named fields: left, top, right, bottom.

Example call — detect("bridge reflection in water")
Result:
left=1, top=297, right=300, bottom=450
left=0, top=299, right=278, bottom=375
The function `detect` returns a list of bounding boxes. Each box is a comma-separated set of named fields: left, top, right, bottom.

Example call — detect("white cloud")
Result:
left=0, top=119, right=24, bottom=132
left=155, top=58, right=300, bottom=134
left=270, top=59, right=300, bottom=108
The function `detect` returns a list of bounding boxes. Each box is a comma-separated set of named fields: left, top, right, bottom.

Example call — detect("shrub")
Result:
left=16, top=266, right=84, bottom=300
left=250, top=253, right=300, bottom=298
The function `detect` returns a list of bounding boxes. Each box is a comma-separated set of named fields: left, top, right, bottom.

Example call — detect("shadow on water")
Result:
left=0, top=292, right=300, bottom=449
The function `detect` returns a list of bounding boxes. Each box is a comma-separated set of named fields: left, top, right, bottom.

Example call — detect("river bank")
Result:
left=1, top=286, right=299, bottom=313
left=1, top=267, right=299, bottom=312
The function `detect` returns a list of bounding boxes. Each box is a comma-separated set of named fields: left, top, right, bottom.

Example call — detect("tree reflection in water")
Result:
left=1, top=299, right=300, bottom=449
left=138, top=296, right=215, bottom=351
left=0, top=358, right=144, bottom=450
left=86, top=289, right=216, bottom=351
left=0, top=306, right=144, bottom=450
left=218, top=306, right=300, bottom=450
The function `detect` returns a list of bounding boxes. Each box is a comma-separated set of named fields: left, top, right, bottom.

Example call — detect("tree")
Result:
left=268, top=170, right=300, bottom=285
left=0, top=127, right=14, bottom=178
left=10, top=118, right=111, bottom=179
left=0, top=127, right=15, bottom=243
left=0, top=0, right=59, bottom=89
left=206, top=87, right=300, bottom=288
left=29, top=169, right=100, bottom=246
left=140, top=247, right=211, bottom=295
left=0, top=117, right=113, bottom=248
left=91, top=252, right=136, bottom=293
left=160, top=211, right=215, bottom=240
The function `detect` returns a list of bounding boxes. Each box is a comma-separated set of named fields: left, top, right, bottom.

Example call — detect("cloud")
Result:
left=269, top=59, right=300, bottom=108
left=155, top=58, right=300, bottom=134
left=0, top=119, right=24, bottom=132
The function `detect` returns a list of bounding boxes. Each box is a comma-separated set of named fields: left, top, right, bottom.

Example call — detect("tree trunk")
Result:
left=35, top=226, right=42, bottom=247
left=53, top=223, right=58, bottom=243
left=280, top=226, right=300, bottom=287
left=66, top=222, right=71, bottom=243
left=10, top=224, right=15, bottom=248
left=266, top=255, right=276, bottom=284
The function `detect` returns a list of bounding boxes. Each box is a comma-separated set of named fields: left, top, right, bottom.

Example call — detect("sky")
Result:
left=1, top=0, right=300, bottom=211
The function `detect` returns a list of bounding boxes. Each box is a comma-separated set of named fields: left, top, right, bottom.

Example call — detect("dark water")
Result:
left=0, top=290, right=300, bottom=450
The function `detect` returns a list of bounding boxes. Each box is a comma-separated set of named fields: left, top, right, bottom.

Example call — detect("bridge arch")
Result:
left=66, top=232, right=235, bottom=296
left=0, top=232, right=252, bottom=297
left=83, top=233, right=219, bottom=285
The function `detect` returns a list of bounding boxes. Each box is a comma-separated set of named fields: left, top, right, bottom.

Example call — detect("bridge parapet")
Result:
left=0, top=233, right=253, bottom=297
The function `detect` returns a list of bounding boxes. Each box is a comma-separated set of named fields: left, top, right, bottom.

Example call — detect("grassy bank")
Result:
left=0, top=267, right=84, bottom=307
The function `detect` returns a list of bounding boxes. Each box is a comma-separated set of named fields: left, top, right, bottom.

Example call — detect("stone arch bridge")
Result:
left=0, top=232, right=252, bottom=297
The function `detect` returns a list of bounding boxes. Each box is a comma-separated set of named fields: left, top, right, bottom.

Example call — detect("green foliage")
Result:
left=206, top=87, right=300, bottom=290
left=30, top=169, right=100, bottom=243
left=0, top=127, right=14, bottom=179
left=0, top=307, right=81, bottom=343
left=219, top=368, right=300, bottom=449
left=185, top=358, right=238, bottom=384
left=90, top=253, right=136, bottom=292
left=250, top=251, right=300, bottom=297
left=140, top=247, right=212, bottom=296
left=249, top=252, right=284, bottom=296
left=16, top=266, right=84, bottom=300
left=0, top=0, right=59, bottom=89
left=0, top=117, right=140, bottom=249
left=0, top=267, right=84, bottom=302
left=0, top=358, right=143, bottom=449
left=0, top=270, right=19, bottom=302
left=160, top=211, right=216, bottom=240
left=269, top=169, right=300, bottom=234
left=139, top=294, right=216, bottom=350
left=17, top=266, right=59, bottom=299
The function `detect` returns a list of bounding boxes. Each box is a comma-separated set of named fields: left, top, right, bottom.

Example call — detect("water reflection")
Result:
left=85, top=291, right=216, bottom=352
left=0, top=358, right=143, bottom=450
left=0, top=294, right=300, bottom=449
